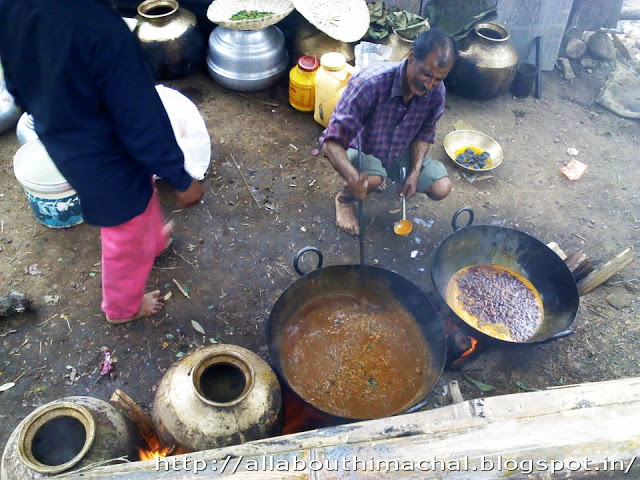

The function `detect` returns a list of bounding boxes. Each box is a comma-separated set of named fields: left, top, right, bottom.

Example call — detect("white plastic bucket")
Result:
left=13, top=139, right=83, bottom=228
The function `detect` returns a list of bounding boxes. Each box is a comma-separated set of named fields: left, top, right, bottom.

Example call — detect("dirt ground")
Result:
left=1, top=46, right=639, bottom=458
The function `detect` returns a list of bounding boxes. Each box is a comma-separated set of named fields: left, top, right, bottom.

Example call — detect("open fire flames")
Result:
left=282, top=388, right=342, bottom=435
left=137, top=434, right=173, bottom=461
left=445, top=322, right=481, bottom=366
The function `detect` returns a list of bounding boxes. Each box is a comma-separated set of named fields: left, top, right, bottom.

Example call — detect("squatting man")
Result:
left=320, top=28, right=455, bottom=235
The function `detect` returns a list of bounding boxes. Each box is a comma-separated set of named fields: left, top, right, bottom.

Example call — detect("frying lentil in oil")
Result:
left=446, top=264, right=544, bottom=342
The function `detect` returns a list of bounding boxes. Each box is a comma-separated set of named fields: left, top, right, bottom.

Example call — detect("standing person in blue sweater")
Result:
left=0, top=0, right=205, bottom=323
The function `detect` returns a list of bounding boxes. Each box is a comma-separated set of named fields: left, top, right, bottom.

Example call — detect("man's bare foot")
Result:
left=335, top=193, right=360, bottom=236
left=375, top=180, right=387, bottom=192
left=159, top=220, right=175, bottom=255
left=106, top=290, right=164, bottom=324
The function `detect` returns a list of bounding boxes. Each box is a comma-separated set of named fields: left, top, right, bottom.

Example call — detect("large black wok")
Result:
left=431, top=208, right=580, bottom=344
left=267, top=247, right=446, bottom=420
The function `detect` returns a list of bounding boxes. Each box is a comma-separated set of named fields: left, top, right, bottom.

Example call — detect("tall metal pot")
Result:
left=152, top=344, right=282, bottom=452
left=446, top=22, right=518, bottom=99
left=1, top=396, right=141, bottom=479
left=207, top=26, right=289, bottom=92
left=134, top=0, right=205, bottom=79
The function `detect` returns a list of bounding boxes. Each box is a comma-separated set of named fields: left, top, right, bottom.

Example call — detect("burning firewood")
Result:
left=109, top=389, right=174, bottom=460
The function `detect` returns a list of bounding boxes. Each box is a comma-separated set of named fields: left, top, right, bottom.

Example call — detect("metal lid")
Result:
left=297, top=55, right=319, bottom=72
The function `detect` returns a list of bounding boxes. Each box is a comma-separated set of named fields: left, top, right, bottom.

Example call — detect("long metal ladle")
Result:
left=393, top=167, right=413, bottom=236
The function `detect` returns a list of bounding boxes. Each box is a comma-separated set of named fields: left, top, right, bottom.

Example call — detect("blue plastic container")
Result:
left=13, top=140, right=83, bottom=229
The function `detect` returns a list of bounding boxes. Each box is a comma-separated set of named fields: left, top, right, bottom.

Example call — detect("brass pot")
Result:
left=152, top=344, right=282, bottom=452
left=1, top=396, right=141, bottom=479
left=294, top=21, right=355, bottom=65
left=134, top=0, right=205, bottom=79
left=446, top=22, right=518, bottom=99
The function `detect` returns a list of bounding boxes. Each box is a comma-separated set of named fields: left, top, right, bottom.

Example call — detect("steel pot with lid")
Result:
left=206, top=25, right=289, bottom=92
left=267, top=247, right=446, bottom=421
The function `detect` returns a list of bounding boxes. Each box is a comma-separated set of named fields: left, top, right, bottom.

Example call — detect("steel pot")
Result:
left=207, top=26, right=289, bottom=92
left=431, top=208, right=579, bottom=344
left=267, top=247, right=446, bottom=421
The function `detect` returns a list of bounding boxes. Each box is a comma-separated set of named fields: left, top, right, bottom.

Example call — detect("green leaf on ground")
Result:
left=514, top=380, right=537, bottom=391
left=463, top=373, right=495, bottom=392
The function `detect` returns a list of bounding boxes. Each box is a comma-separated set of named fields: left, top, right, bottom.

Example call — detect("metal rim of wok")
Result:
left=266, top=247, right=447, bottom=420
left=430, top=207, right=580, bottom=344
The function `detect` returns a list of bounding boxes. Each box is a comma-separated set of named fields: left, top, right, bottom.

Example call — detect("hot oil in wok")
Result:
left=280, top=292, right=429, bottom=419
left=446, top=264, right=544, bottom=342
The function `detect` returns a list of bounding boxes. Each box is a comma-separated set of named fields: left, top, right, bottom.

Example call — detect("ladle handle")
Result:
left=452, top=207, right=474, bottom=231
left=293, top=246, right=324, bottom=276
left=400, top=167, right=407, bottom=220
left=357, top=134, right=364, bottom=266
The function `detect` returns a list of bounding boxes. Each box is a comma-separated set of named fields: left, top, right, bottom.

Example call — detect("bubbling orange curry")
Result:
left=280, top=292, right=429, bottom=419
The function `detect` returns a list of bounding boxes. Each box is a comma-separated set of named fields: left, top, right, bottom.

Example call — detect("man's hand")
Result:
left=176, top=178, right=204, bottom=209
left=345, top=173, right=369, bottom=201
left=397, top=172, right=418, bottom=200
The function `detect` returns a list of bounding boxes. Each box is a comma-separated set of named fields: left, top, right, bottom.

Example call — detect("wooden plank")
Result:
left=577, top=247, right=635, bottom=295
left=73, top=377, right=640, bottom=479
left=315, top=404, right=640, bottom=479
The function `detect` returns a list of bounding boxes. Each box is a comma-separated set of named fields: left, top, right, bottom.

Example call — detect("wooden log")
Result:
left=546, top=242, right=567, bottom=260
left=445, top=329, right=472, bottom=366
left=0, top=291, right=32, bottom=317
left=577, top=247, right=635, bottom=295
left=109, top=389, right=159, bottom=448
left=449, top=381, right=464, bottom=404
left=565, top=252, right=594, bottom=282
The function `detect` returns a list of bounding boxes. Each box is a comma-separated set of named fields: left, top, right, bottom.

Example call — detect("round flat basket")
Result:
left=290, top=0, right=369, bottom=43
left=207, top=0, right=294, bottom=30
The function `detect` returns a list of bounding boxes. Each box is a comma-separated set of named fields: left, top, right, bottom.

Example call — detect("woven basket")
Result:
left=290, top=0, right=370, bottom=43
left=207, top=0, right=294, bottom=30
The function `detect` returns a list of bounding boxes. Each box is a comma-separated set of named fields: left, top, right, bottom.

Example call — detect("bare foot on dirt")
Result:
left=106, top=290, right=164, bottom=324
left=335, top=193, right=359, bottom=236
left=159, top=220, right=175, bottom=255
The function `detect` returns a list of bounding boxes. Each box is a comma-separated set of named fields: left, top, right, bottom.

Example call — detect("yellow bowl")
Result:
left=443, top=130, right=503, bottom=172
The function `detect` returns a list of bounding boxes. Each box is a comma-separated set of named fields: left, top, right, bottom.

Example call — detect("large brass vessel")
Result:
left=446, top=22, right=518, bottom=99
left=134, top=0, right=205, bottom=79
left=1, top=396, right=140, bottom=479
left=152, top=344, right=282, bottom=452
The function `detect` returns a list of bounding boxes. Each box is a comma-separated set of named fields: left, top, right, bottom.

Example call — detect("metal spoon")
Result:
left=394, top=167, right=413, bottom=236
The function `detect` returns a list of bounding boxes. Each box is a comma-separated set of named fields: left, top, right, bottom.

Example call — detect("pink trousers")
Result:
left=100, top=190, right=168, bottom=319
